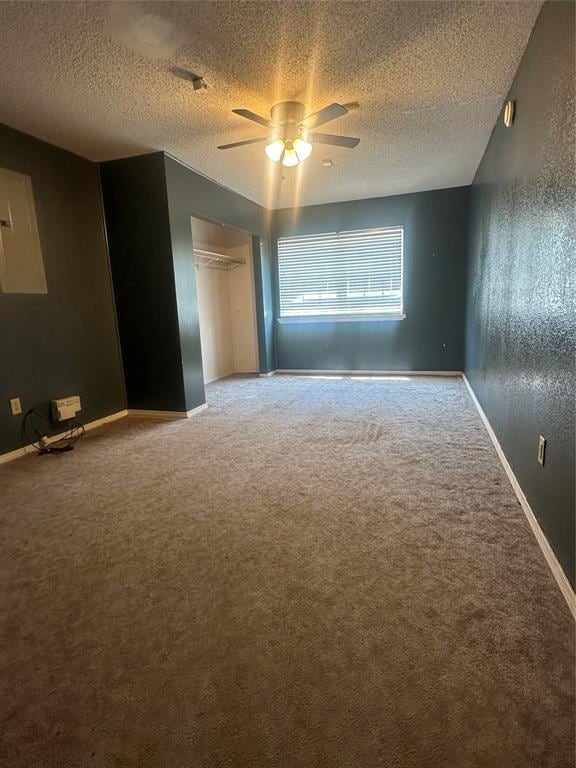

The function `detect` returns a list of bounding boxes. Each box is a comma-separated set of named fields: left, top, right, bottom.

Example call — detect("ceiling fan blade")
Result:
left=232, top=108, right=277, bottom=129
left=217, top=137, right=268, bottom=150
left=312, top=133, right=360, bottom=148
left=303, top=103, right=348, bottom=129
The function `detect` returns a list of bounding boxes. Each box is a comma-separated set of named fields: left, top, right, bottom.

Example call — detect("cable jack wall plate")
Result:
left=51, top=395, right=81, bottom=422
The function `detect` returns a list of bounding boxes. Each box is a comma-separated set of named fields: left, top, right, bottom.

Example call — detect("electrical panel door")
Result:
left=0, top=168, right=47, bottom=294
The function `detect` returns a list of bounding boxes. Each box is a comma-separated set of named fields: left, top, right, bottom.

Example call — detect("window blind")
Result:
left=277, top=226, right=404, bottom=318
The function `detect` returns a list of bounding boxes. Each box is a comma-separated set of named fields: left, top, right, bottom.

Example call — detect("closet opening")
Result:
left=191, top=216, right=260, bottom=388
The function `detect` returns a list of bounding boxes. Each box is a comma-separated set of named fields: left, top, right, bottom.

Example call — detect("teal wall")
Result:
left=465, top=1, right=575, bottom=586
left=0, top=123, right=125, bottom=454
left=271, top=187, right=470, bottom=371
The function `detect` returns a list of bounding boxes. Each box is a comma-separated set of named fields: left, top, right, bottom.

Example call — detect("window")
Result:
left=277, top=226, right=403, bottom=319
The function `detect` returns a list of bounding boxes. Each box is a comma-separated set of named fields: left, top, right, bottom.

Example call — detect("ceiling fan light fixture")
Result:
left=265, top=138, right=285, bottom=162
left=282, top=143, right=299, bottom=167
left=293, top=136, right=313, bottom=161
left=224, top=101, right=359, bottom=165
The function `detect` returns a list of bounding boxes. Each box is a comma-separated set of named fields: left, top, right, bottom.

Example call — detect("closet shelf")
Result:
left=194, top=248, right=245, bottom=271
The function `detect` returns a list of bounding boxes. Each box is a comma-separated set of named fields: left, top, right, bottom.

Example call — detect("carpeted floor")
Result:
left=0, top=375, right=573, bottom=768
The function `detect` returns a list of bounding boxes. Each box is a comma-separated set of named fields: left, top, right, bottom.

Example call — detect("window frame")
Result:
left=276, top=225, right=406, bottom=323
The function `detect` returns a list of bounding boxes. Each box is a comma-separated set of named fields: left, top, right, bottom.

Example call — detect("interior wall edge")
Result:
left=164, top=151, right=263, bottom=211
left=96, top=164, right=127, bottom=408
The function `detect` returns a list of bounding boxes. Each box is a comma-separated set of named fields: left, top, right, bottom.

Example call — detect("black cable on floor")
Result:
left=22, top=406, right=85, bottom=455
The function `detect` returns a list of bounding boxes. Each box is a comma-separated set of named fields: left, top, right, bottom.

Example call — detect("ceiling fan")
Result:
left=218, top=101, right=360, bottom=167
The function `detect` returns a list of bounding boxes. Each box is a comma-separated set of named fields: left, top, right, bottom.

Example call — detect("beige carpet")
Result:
left=0, top=375, right=573, bottom=768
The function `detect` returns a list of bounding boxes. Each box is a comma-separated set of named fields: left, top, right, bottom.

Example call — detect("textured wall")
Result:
left=465, top=2, right=575, bottom=585
left=272, top=187, right=470, bottom=371
left=0, top=123, right=125, bottom=455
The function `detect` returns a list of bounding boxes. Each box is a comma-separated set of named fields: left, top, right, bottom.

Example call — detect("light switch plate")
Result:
left=10, top=397, right=22, bottom=416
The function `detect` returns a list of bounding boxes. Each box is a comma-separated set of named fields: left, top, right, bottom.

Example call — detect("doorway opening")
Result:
left=191, top=216, right=259, bottom=386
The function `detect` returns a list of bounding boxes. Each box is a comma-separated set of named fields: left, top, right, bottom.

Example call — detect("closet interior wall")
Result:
left=191, top=217, right=259, bottom=384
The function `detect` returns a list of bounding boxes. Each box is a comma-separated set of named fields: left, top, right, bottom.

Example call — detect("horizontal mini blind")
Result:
left=277, top=226, right=404, bottom=318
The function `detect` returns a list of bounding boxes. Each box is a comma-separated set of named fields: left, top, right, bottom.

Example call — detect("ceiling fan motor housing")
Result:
left=270, top=101, right=308, bottom=142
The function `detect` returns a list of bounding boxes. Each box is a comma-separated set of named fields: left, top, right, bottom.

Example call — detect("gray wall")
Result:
left=0, top=123, right=125, bottom=454
left=271, top=187, right=470, bottom=371
left=465, top=1, right=575, bottom=586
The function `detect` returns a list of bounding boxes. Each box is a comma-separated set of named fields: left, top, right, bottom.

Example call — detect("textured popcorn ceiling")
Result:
left=0, top=1, right=541, bottom=208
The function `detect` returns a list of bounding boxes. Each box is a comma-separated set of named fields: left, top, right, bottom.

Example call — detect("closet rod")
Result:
left=194, top=248, right=246, bottom=271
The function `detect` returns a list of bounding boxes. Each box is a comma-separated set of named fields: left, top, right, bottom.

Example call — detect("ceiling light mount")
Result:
left=270, top=101, right=306, bottom=127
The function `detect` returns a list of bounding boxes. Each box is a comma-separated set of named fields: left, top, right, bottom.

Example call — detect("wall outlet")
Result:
left=10, top=397, right=22, bottom=415
left=538, top=435, right=546, bottom=466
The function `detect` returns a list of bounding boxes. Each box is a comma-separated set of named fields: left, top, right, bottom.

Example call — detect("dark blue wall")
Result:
left=271, top=187, right=470, bottom=371
left=465, top=1, right=575, bottom=586
left=0, top=124, right=125, bottom=454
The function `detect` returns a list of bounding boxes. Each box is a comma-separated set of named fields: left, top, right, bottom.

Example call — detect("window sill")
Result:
left=277, top=314, right=406, bottom=324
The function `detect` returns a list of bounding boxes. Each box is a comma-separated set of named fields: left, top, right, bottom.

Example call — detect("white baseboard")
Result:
left=276, top=369, right=463, bottom=377
left=187, top=403, right=208, bottom=417
left=85, top=409, right=128, bottom=428
left=1, top=403, right=209, bottom=463
left=205, top=371, right=259, bottom=384
left=0, top=409, right=128, bottom=465
left=462, top=375, right=576, bottom=620
left=127, top=403, right=208, bottom=419
left=204, top=371, right=235, bottom=384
